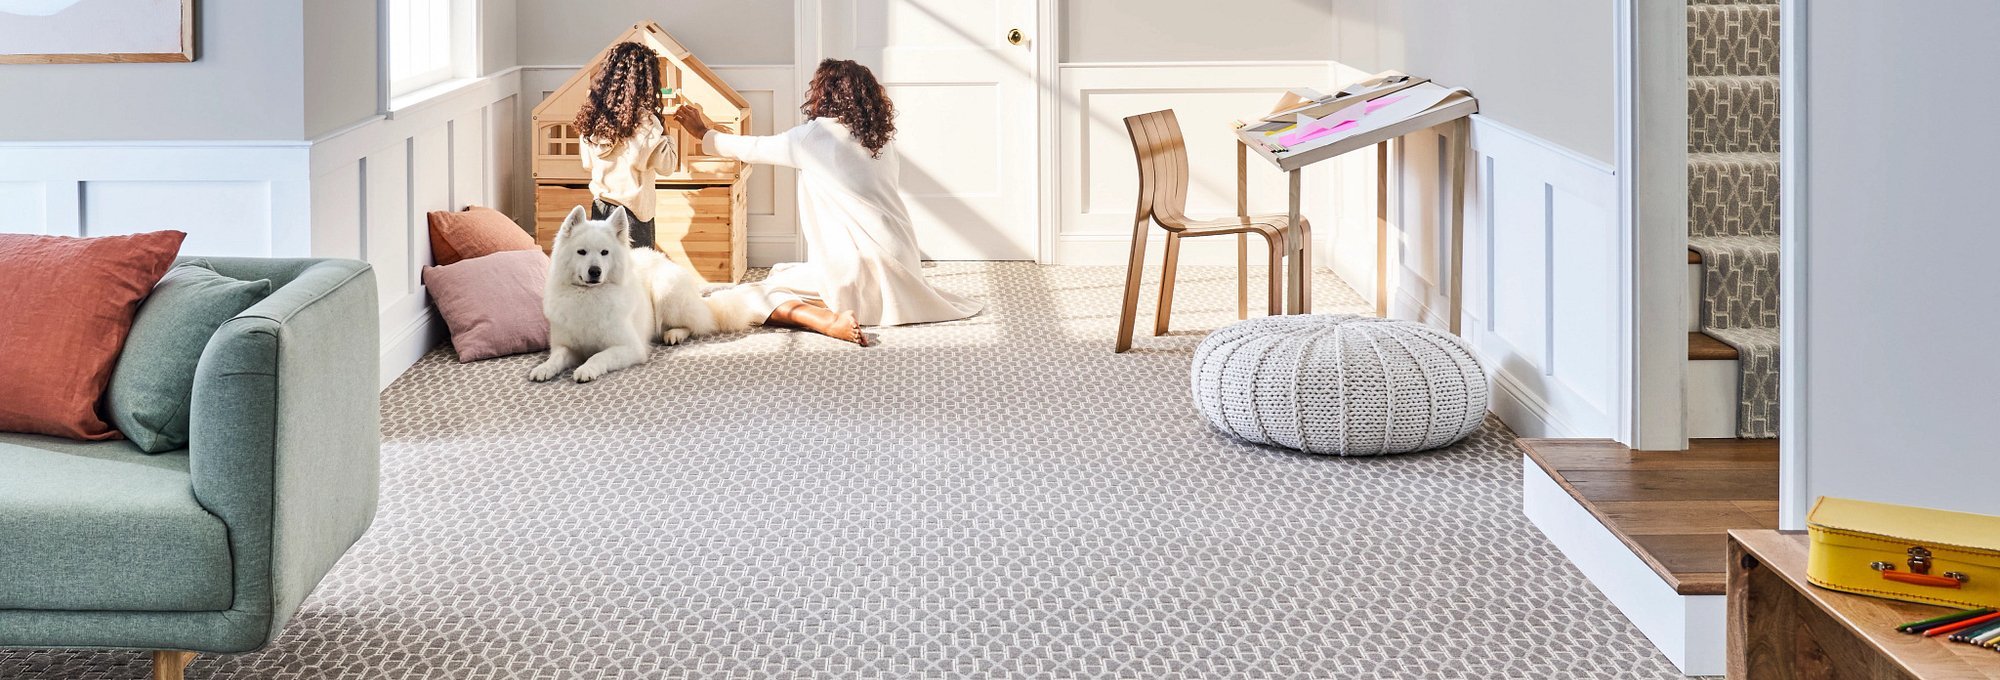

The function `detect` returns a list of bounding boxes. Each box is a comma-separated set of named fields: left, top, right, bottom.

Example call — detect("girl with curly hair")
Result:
left=677, top=59, right=981, bottom=345
left=577, top=41, right=679, bottom=249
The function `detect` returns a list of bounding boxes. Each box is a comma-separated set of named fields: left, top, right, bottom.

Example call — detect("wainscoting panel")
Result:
left=1450, top=118, right=1623, bottom=438
left=310, top=70, right=526, bottom=387
left=518, top=64, right=799, bottom=266
left=0, top=182, right=45, bottom=235
left=1056, top=62, right=1342, bottom=267
left=0, top=143, right=312, bottom=257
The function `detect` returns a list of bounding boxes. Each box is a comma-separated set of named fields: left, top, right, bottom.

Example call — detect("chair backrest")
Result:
left=1123, top=110, right=1191, bottom=224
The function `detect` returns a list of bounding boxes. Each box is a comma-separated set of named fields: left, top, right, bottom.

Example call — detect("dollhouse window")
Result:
left=387, top=0, right=474, bottom=99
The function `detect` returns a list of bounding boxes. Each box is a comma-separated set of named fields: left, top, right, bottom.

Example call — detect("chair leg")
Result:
left=1235, top=232, right=1248, bottom=320
left=153, top=651, right=195, bottom=680
left=1294, top=218, right=1313, bottom=314
left=1154, top=232, right=1182, bottom=336
left=1115, top=222, right=1150, bottom=353
left=1264, top=231, right=1285, bottom=316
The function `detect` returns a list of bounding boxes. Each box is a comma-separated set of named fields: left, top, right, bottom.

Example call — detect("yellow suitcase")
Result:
left=1807, top=496, right=2000, bottom=610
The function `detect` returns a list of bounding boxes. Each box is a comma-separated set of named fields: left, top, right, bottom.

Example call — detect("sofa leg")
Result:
left=152, top=650, right=195, bottom=680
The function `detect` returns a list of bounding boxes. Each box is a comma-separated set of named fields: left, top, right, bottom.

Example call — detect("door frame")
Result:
left=1775, top=0, right=1806, bottom=530
left=1613, top=0, right=1690, bottom=450
left=793, top=0, right=1060, bottom=263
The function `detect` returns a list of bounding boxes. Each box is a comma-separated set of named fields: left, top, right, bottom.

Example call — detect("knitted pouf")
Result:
left=1190, top=314, right=1488, bottom=456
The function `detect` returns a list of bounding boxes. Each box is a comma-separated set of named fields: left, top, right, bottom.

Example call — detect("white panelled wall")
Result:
left=308, top=70, right=527, bottom=388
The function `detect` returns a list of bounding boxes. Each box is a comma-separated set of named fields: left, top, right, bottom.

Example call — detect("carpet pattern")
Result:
left=1, top=264, right=1686, bottom=679
left=1690, top=0, right=1781, bottom=438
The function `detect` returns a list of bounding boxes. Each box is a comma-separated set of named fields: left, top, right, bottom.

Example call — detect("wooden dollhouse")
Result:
left=531, top=21, right=752, bottom=283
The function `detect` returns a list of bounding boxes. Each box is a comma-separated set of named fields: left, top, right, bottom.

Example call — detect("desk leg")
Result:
left=1286, top=168, right=1309, bottom=314
left=1236, top=140, right=1249, bottom=320
left=1447, top=118, right=1470, bottom=335
left=1375, top=140, right=1391, bottom=319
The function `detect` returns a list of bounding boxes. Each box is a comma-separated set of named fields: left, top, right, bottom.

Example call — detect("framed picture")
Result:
left=0, top=0, right=194, bottom=64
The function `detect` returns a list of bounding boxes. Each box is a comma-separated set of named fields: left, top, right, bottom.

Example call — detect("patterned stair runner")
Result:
left=1689, top=0, right=1780, bottom=438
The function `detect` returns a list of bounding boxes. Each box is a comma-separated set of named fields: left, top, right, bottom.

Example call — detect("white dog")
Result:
left=530, top=206, right=755, bottom=383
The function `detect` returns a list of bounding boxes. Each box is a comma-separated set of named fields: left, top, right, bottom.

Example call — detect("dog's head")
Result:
left=550, top=205, right=632, bottom=287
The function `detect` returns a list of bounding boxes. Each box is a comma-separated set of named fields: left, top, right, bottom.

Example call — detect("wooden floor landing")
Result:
left=1520, top=437, right=1779, bottom=595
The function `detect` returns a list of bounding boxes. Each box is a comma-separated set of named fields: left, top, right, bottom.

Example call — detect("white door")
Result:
left=822, top=0, right=1038, bottom=261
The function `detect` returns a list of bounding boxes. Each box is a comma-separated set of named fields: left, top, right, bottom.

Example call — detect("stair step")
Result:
left=1520, top=437, right=1779, bottom=595
left=1689, top=152, right=1780, bottom=238
left=1689, top=4, right=1779, bottom=77
left=1689, top=234, right=1779, bottom=329
left=1690, top=75, right=1779, bottom=154
left=1690, top=332, right=1739, bottom=360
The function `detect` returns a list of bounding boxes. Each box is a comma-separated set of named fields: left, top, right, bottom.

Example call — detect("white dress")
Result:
left=703, top=119, right=982, bottom=327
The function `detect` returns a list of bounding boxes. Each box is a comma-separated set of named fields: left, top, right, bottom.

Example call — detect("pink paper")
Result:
left=1276, top=95, right=1408, bottom=147
left=1278, top=119, right=1357, bottom=147
left=1364, top=94, right=1407, bottom=113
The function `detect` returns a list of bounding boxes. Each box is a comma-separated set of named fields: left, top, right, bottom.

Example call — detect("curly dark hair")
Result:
left=575, top=42, right=662, bottom=146
left=802, top=59, right=895, bottom=159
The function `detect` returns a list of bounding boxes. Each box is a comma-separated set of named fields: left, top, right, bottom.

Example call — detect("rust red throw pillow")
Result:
left=0, top=230, right=186, bottom=440
left=427, top=206, right=537, bottom=266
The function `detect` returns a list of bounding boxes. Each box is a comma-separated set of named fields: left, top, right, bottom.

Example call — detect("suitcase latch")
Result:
left=1908, top=546, right=1934, bottom=575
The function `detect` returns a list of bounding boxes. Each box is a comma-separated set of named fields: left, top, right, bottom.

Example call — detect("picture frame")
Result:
left=0, top=0, right=194, bottom=64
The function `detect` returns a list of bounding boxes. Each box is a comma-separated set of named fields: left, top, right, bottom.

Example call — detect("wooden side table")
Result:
left=1727, top=529, right=2000, bottom=678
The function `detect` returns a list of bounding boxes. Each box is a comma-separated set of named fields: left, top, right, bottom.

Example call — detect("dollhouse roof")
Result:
left=529, top=21, right=751, bottom=123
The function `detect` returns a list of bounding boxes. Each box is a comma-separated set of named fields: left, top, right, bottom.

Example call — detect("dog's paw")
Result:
left=573, top=364, right=606, bottom=383
left=662, top=328, right=691, bottom=345
left=528, top=363, right=562, bottom=382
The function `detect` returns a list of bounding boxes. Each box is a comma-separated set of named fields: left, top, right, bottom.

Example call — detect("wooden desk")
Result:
left=1234, top=85, right=1478, bottom=332
left=1727, top=530, right=2000, bottom=679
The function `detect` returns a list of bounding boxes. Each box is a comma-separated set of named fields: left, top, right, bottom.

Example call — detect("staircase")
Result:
left=1687, top=0, right=1780, bottom=438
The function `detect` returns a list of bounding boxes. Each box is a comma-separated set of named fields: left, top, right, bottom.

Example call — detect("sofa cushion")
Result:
left=0, top=230, right=186, bottom=440
left=0, top=434, right=233, bottom=612
left=427, top=205, right=537, bottom=266
left=106, top=261, right=273, bottom=453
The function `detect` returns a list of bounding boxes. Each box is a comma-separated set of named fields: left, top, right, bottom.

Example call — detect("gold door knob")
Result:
left=1006, top=28, right=1025, bottom=45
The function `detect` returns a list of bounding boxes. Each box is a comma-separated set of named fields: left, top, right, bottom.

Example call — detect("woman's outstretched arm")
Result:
left=675, top=105, right=801, bottom=168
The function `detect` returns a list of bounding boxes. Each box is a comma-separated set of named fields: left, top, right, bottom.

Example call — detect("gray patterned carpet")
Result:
left=1689, top=0, right=1781, bottom=438
left=1, top=263, right=1685, bottom=679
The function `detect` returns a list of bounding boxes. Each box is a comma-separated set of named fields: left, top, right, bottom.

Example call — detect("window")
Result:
left=387, top=0, right=474, bottom=99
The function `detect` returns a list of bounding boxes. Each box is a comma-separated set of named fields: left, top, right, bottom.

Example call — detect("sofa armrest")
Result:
left=186, top=258, right=380, bottom=650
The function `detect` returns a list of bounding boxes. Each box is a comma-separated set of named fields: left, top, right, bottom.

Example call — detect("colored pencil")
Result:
left=1968, top=622, right=2000, bottom=646
left=1900, top=608, right=1994, bottom=634
left=1950, top=618, right=2000, bottom=642
left=1924, top=611, right=2000, bottom=637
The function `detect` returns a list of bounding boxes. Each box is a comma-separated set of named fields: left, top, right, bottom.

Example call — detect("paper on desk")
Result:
left=1272, top=94, right=1408, bottom=147
left=1262, top=85, right=1455, bottom=154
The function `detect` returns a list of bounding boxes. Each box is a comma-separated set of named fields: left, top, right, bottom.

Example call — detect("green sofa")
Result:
left=0, top=258, right=381, bottom=678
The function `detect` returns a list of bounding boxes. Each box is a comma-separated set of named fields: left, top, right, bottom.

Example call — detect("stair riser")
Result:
left=1690, top=77, right=1779, bottom=154
left=1689, top=5, right=1779, bottom=77
left=1689, top=155, right=1779, bottom=238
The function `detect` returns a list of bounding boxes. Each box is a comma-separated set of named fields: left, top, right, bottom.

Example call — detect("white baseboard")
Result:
left=1523, top=456, right=1725, bottom=676
left=380, top=307, right=443, bottom=390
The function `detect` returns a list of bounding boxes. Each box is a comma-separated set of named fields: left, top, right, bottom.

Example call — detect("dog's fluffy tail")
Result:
left=703, top=288, right=761, bottom=333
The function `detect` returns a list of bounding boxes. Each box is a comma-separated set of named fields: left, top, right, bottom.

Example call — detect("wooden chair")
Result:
left=1116, top=109, right=1305, bottom=353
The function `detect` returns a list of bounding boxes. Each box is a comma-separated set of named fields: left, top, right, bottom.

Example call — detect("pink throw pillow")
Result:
left=423, top=249, right=550, bottom=362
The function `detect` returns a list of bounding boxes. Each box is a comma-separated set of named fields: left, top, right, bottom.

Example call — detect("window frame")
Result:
left=383, top=0, right=479, bottom=105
